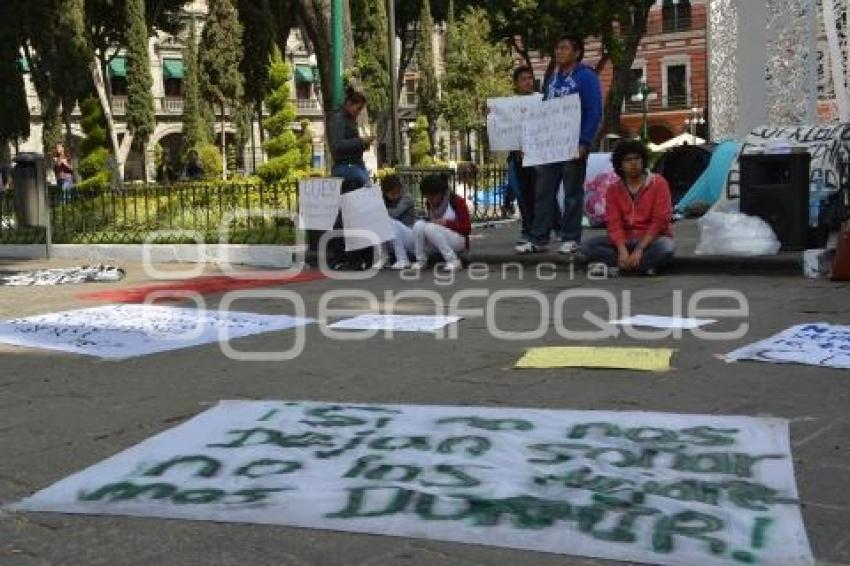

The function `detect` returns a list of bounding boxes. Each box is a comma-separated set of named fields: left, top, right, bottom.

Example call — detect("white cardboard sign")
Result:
left=521, top=94, right=581, bottom=167
left=299, top=178, right=342, bottom=231
left=726, top=322, right=850, bottom=369
left=328, top=314, right=462, bottom=333
left=340, top=185, right=394, bottom=251
left=486, top=94, right=543, bottom=151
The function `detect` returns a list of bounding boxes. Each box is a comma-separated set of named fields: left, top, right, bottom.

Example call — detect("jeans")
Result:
left=331, top=163, right=369, bottom=187
left=413, top=220, right=466, bottom=263
left=59, top=178, right=74, bottom=204
left=581, top=236, right=675, bottom=271
left=529, top=158, right=587, bottom=246
left=508, top=155, right=537, bottom=239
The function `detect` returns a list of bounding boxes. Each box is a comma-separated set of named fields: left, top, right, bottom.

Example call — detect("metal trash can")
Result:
left=12, top=152, right=48, bottom=228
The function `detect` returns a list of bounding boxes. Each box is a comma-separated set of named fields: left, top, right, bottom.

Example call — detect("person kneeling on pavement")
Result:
left=412, top=174, right=471, bottom=272
left=380, top=174, right=416, bottom=270
left=581, top=139, right=674, bottom=277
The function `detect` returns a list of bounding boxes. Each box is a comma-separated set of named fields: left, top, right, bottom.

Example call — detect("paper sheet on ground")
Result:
left=521, top=94, right=581, bottom=167
left=340, top=185, right=394, bottom=251
left=486, top=94, right=543, bottom=151
left=610, top=315, right=717, bottom=330
left=516, top=346, right=674, bottom=371
left=726, top=322, right=850, bottom=369
left=298, top=178, right=342, bottom=230
left=328, top=314, right=461, bottom=333
left=0, top=305, right=314, bottom=359
left=11, top=400, right=813, bottom=566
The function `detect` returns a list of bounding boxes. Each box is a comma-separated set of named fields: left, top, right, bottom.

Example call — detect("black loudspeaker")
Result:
left=739, top=152, right=810, bottom=251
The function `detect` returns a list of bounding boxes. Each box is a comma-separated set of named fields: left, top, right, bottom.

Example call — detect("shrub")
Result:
left=195, top=143, right=222, bottom=180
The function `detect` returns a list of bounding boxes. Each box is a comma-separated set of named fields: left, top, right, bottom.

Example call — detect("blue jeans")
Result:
left=331, top=163, right=369, bottom=187
left=59, top=178, right=74, bottom=203
left=581, top=236, right=675, bottom=271
left=529, top=158, right=587, bottom=246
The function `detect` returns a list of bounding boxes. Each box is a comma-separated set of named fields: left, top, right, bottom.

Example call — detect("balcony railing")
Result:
left=111, top=96, right=127, bottom=115
left=294, top=98, right=322, bottom=115
left=623, top=94, right=691, bottom=114
left=160, top=97, right=184, bottom=114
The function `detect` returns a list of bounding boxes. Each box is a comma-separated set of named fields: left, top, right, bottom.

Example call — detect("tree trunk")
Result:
left=221, top=102, right=227, bottom=180
left=90, top=59, right=125, bottom=182
left=598, top=3, right=654, bottom=143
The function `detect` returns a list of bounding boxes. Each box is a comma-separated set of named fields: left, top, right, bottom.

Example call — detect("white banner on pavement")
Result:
left=486, top=94, right=543, bottom=151
left=299, top=178, right=343, bottom=230
left=726, top=322, right=850, bottom=369
left=521, top=94, right=581, bottom=167
left=340, top=186, right=394, bottom=251
left=0, top=305, right=314, bottom=360
left=610, top=316, right=718, bottom=330
left=328, top=314, right=462, bottom=333
left=12, top=401, right=813, bottom=566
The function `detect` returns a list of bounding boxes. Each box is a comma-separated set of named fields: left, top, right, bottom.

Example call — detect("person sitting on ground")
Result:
left=380, top=174, right=416, bottom=270
left=412, top=174, right=471, bottom=272
left=581, top=139, right=674, bottom=277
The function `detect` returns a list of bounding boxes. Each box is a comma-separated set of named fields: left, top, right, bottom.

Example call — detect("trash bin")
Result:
left=11, top=152, right=48, bottom=228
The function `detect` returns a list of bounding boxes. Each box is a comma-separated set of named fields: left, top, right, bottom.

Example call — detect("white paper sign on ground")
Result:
left=486, top=94, right=543, bottom=151
left=726, top=322, right=850, bottom=369
left=521, top=94, right=581, bottom=167
left=0, top=305, right=315, bottom=360
left=328, top=314, right=461, bottom=333
left=340, top=186, right=394, bottom=251
left=299, top=178, right=342, bottom=230
left=11, top=401, right=812, bottom=566
left=610, top=315, right=718, bottom=330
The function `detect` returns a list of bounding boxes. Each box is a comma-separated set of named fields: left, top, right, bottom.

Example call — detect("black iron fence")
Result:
left=0, top=166, right=512, bottom=246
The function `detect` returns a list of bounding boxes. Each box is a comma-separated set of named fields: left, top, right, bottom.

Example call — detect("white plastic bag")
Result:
left=695, top=211, right=781, bottom=256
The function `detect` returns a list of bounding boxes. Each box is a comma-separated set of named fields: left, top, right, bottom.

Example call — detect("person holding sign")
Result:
left=581, top=140, right=674, bottom=277
left=411, top=175, right=471, bottom=272
left=328, top=88, right=374, bottom=186
left=507, top=66, right=539, bottom=244
left=516, top=35, right=602, bottom=255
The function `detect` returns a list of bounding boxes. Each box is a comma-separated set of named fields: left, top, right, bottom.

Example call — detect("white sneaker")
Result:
left=558, top=241, right=580, bottom=255
left=410, top=261, right=427, bottom=270
left=389, top=260, right=410, bottom=270
left=587, top=262, right=619, bottom=278
left=515, top=241, right=543, bottom=254
left=443, top=258, right=463, bottom=272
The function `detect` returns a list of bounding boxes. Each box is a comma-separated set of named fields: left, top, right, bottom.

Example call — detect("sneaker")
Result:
left=389, top=260, right=410, bottom=270
left=515, top=241, right=543, bottom=254
left=410, top=261, right=427, bottom=270
left=443, top=258, right=463, bottom=272
left=558, top=241, right=580, bottom=255
left=587, top=262, right=619, bottom=278
left=643, top=267, right=657, bottom=276
left=515, top=237, right=528, bottom=246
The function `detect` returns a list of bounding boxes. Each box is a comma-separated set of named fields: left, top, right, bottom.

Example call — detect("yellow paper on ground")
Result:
left=515, top=346, right=674, bottom=372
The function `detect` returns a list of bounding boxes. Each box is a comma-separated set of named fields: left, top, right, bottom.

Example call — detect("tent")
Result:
left=674, top=141, right=742, bottom=213
left=650, top=133, right=706, bottom=152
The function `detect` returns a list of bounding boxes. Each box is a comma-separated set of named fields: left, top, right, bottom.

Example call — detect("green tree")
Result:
left=125, top=0, right=155, bottom=181
left=442, top=7, right=512, bottom=161
left=237, top=0, right=275, bottom=166
left=199, top=0, right=245, bottom=180
left=351, top=0, right=390, bottom=160
left=298, top=120, right=314, bottom=170
left=416, top=0, right=441, bottom=157
left=182, top=19, right=211, bottom=153
left=255, top=51, right=306, bottom=183
left=409, top=116, right=433, bottom=166
left=0, top=2, right=30, bottom=147
left=77, top=96, right=112, bottom=190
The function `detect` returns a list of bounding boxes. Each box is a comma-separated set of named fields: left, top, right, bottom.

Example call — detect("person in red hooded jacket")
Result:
left=411, top=174, right=471, bottom=272
left=581, top=139, right=674, bottom=276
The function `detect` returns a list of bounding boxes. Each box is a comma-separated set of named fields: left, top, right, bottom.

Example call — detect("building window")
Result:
left=665, top=64, right=688, bottom=109
left=405, top=78, right=417, bottom=107
left=162, top=58, right=184, bottom=97
left=108, top=56, right=128, bottom=96
left=662, top=0, right=691, bottom=33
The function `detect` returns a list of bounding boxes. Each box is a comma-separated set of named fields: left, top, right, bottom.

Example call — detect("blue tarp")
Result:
left=675, top=141, right=741, bottom=212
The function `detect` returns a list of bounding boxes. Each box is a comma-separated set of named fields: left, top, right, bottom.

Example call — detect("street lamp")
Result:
left=631, top=79, right=653, bottom=143
left=684, top=106, right=706, bottom=142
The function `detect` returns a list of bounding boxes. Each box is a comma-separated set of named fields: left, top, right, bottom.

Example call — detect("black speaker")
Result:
left=740, top=153, right=810, bottom=251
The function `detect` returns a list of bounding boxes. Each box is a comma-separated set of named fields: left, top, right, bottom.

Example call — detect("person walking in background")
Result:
left=506, top=66, right=538, bottom=245
left=328, top=88, right=373, bottom=186
left=185, top=149, right=205, bottom=180
left=53, top=143, right=75, bottom=203
left=581, top=139, right=674, bottom=277
left=516, top=34, right=602, bottom=255
left=412, top=174, right=471, bottom=272
left=380, top=174, right=416, bottom=270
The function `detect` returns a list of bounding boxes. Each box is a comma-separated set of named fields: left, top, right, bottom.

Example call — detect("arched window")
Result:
left=662, top=0, right=691, bottom=33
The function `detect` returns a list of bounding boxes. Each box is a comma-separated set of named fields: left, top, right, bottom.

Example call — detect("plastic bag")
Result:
left=695, top=211, right=781, bottom=256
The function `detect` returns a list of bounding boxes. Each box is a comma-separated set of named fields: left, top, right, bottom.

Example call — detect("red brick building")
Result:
left=524, top=0, right=709, bottom=145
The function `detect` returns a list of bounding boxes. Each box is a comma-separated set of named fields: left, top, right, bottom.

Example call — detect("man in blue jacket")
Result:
left=516, top=34, right=602, bottom=255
